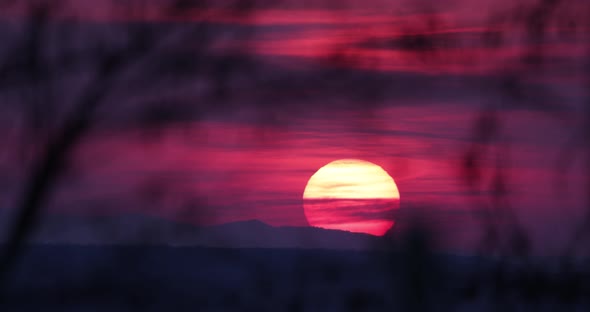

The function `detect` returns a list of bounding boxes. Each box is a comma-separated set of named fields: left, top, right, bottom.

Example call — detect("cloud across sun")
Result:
left=303, top=159, right=400, bottom=200
left=303, top=159, right=400, bottom=236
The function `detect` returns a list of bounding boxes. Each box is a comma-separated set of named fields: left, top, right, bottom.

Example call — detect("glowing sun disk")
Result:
left=303, top=159, right=400, bottom=236
left=303, top=159, right=400, bottom=199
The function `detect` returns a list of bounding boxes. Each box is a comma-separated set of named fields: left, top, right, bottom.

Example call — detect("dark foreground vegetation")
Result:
left=1, top=0, right=590, bottom=311
left=0, top=245, right=588, bottom=311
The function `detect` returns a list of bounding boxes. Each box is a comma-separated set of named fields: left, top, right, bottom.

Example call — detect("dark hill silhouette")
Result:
left=28, top=214, right=382, bottom=249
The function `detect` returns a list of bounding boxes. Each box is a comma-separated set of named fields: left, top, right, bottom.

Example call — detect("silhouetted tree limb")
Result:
left=0, top=0, right=256, bottom=289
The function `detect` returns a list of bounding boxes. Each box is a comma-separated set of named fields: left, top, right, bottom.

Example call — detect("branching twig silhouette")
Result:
left=0, top=0, right=256, bottom=289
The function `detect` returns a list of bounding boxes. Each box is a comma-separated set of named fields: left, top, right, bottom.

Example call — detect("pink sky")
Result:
left=0, top=0, right=588, bottom=254
left=35, top=102, right=583, bottom=253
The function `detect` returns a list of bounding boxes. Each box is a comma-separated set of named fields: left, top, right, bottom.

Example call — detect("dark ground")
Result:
left=0, top=245, right=588, bottom=311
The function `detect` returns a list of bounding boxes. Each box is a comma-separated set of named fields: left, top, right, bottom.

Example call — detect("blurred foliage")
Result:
left=0, top=0, right=589, bottom=310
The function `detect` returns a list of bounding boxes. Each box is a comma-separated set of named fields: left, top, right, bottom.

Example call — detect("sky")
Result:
left=0, top=0, right=588, bottom=255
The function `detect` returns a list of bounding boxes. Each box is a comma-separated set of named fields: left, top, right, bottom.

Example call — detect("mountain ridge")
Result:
left=27, top=213, right=383, bottom=250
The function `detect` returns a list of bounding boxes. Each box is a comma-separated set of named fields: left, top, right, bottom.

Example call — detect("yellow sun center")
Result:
left=302, top=159, right=400, bottom=236
left=303, top=159, right=400, bottom=200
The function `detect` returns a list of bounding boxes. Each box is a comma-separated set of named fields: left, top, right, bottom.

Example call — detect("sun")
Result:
left=303, top=159, right=400, bottom=236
